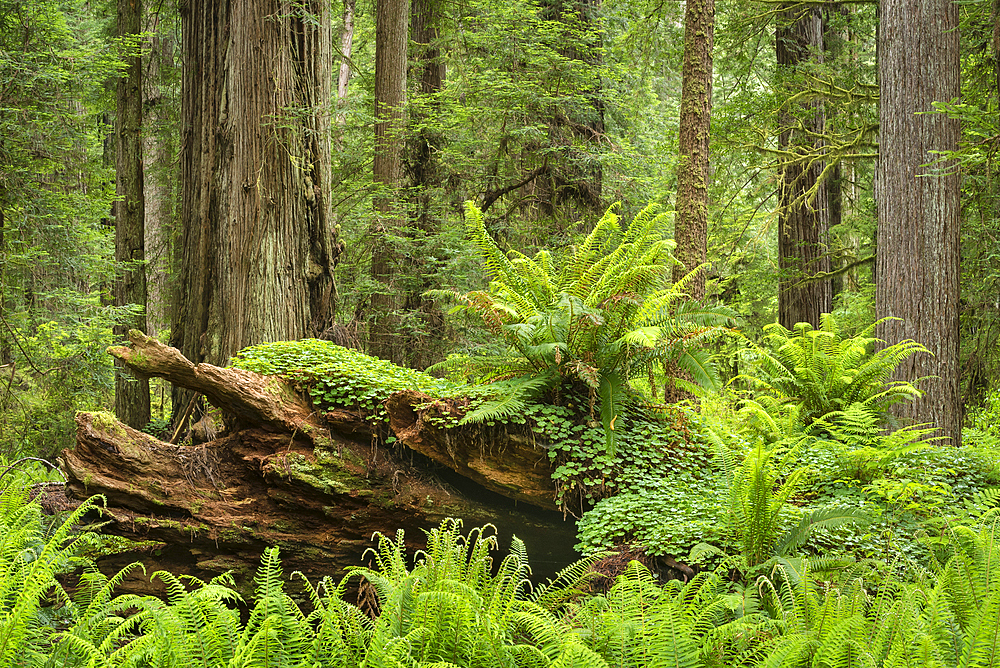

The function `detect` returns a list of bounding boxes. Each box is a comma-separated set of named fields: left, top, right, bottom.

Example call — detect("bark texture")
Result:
left=63, top=332, right=572, bottom=596
left=173, top=0, right=339, bottom=373
left=776, top=7, right=832, bottom=329
left=369, top=0, right=410, bottom=364
left=672, top=0, right=714, bottom=300
left=114, top=0, right=151, bottom=429
left=142, top=17, right=177, bottom=338
left=398, top=0, right=447, bottom=370
left=876, top=0, right=961, bottom=444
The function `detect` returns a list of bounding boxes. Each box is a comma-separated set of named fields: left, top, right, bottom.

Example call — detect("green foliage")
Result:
left=346, top=519, right=603, bottom=667
left=6, top=485, right=1000, bottom=668
left=538, top=402, right=710, bottom=509
left=935, top=4, right=1000, bottom=404
left=965, top=389, right=1000, bottom=450
left=428, top=202, right=737, bottom=452
left=0, top=317, right=115, bottom=458
left=737, top=315, right=928, bottom=432
left=722, top=442, right=869, bottom=570
left=574, top=410, right=727, bottom=563
left=0, top=478, right=102, bottom=667
left=569, top=560, right=754, bottom=668
left=0, top=0, right=121, bottom=459
left=751, top=516, right=1000, bottom=668
left=231, top=339, right=460, bottom=424
left=815, top=403, right=939, bottom=484
left=576, top=479, right=728, bottom=566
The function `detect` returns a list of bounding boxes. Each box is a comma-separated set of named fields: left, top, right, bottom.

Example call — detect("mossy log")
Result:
left=62, top=332, right=572, bottom=596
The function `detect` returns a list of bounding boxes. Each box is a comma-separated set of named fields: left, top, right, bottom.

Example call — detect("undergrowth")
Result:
left=6, top=471, right=1000, bottom=667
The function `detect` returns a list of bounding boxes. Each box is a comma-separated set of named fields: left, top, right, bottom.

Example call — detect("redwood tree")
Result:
left=876, top=0, right=961, bottom=443
left=672, top=0, right=714, bottom=300
left=172, top=1, right=340, bottom=373
left=368, top=0, right=409, bottom=363
left=775, top=6, right=831, bottom=329
left=401, top=0, right=446, bottom=369
left=114, top=0, right=150, bottom=428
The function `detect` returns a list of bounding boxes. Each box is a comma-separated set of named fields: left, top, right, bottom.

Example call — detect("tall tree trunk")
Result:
left=368, top=0, right=409, bottom=363
left=824, top=5, right=845, bottom=300
left=335, top=0, right=356, bottom=144
left=776, top=7, right=832, bottom=329
left=396, top=0, right=446, bottom=369
left=172, top=0, right=340, bottom=391
left=672, top=0, right=714, bottom=300
left=115, top=0, right=151, bottom=429
left=408, top=0, right=443, bottom=213
left=993, top=0, right=1000, bottom=104
left=876, top=0, right=961, bottom=444
left=142, top=17, right=177, bottom=338
left=0, top=209, right=9, bottom=366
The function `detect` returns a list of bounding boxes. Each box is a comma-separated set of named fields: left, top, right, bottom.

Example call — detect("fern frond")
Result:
left=774, top=506, right=871, bottom=557
left=530, top=552, right=603, bottom=611
left=599, top=370, right=626, bottom=454
left=461, top=373, right=555, bottom=424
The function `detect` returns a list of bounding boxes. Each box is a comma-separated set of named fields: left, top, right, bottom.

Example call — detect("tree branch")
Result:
left=480, top=158, right=549, bottom=213
left=789, top=254, right=875, bottom=288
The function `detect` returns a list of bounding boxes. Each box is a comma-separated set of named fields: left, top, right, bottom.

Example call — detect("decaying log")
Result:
left=107, top=331, right=313, bottom=435
left=64, top=412, right=536, bottom=596
left=102, top=331, right=559, bottom=510
left=62, top=332, right=573, bottom=595
left=387, top=391, right=558, bottom=511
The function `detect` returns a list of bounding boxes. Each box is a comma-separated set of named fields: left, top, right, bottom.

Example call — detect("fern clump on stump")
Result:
left=427, top=202, right=738, bottom=453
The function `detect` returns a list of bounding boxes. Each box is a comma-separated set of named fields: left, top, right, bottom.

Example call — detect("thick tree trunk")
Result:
left=173, top=0, right=339, bottom=375
left=876, top=0, right=961, bottom=444
left=395, top=0, right=447, bottom=369
left=142, top=18, right=177, bottom=338
left=672, top=0, right=714, bottom=300
left=369, top=0, right=410, bottom=364
left=776, top=7, right=832, bottom=329
left=115, top=0, right=151, bottom=429
left=62, top=332, right=572, bottom=595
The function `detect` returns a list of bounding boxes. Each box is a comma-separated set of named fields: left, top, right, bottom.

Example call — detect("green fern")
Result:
left=722, top=442, right=868, bottom=570
left=427, top=202, right=737, bottom=450
left=569, top=559, right=762, bottom=668
left=736, top=315, right=928, bottom=434
left=0, top=484, right=103, bottom=668
left=347, top=519, right=603, bottom=667
left=814, top=404, right=939, bottom=483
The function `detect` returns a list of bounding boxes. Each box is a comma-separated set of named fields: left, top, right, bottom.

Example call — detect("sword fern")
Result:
left=427, top=202, right=738, bottom=453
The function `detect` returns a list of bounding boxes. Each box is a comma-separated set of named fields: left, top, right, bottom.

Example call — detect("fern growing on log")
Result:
left=427, top=202, right=738, bottom=452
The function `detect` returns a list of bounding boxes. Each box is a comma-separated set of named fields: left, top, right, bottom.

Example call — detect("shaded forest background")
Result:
left=0, top=0, right=998, bottom=457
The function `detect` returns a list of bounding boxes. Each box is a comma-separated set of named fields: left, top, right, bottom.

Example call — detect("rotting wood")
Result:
left=386, top=390, right=559, bottom=511
left=63, top=331, right=568, bottom=595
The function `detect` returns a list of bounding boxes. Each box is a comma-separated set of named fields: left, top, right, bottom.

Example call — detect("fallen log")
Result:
left=62, top=332, right=573, bottom=596
left=386, top=391, right=558, bottom=510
